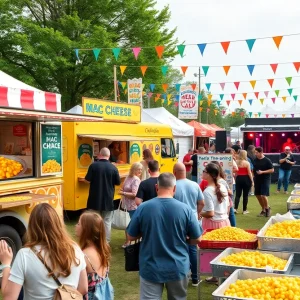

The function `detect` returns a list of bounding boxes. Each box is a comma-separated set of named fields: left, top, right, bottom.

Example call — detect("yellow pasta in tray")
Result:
left=0, top=156, right=23, bottom=179
left=42, top=159, right=61, bottom=173
left=79, top=153, right=92, bottom=167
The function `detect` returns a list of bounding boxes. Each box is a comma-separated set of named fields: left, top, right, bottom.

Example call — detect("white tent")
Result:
left=143, top=108, right=194, bottom=161
left=66, top=105, right=82, bottom=114
left=230, top=125, right=244, bottom=143
left=261, top=103, right=300, bottom=117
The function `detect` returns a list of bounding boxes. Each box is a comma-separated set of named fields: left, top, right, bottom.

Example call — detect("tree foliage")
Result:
left=0, top=0, right=178, bottom=110
left=224, top=108, right=248, bottom=129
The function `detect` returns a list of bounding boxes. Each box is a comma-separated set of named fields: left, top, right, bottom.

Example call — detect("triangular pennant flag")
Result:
left=248, top=99, right=253, bottom=106
left=231, top=94, right=235, bottom=100
left=254, top=114, right=258, bottom=118
left=264, top=91, right=269, bottom=98
left=140, top=66, right=148, bottom=76
left=198, top=94, right=203, bottom=101
left=120, top=66, right=127, bottom=75
left=147, top=92, right=153, bottom=98
left=260, top=99, right=264, bottom=105
left=191, top=83, right=197, bottom=91
left=175, top=94, right=180, bottom=102
left=175, top=102, right=179, bottom=107
left=246, top=39, right=256, bottom=52
left=291, top=114, right=295, bottom=118
left=293, top=62, right=300, bottom=72
left=221, top=41, right=230, bottom=54
left=294, top=95, right=298, bottom=101
left=156, top=93, right=161, bottom=98
left=74, top=49, right=79, bottom=60
left=214, top=109, right=218, bottom=116
left=177, top=44, right=186, bottom=57
left=200, top=107, right=203, bottom=112
left=199, top=100, right=203, bottom=106
left=273, top=114, right=277, bottom=118
left=234, top=82, right=240, bottom=90
left=242, top=93, right=247, bottom=100
left=288, top=88, right=293, bottom=96
left=132, top=47, right=141, bottom=60
left=167, top=99, right=172, bottom=106
left=155, top=45, right=165, bottom=59
left=220, top=83, right=225, bottom=90
left=286, top=77, right=292, bottom=86
left=202, top=66, right=210, bottom=76
left=282, top=96, right=287, bottom=103
left=238, top=100, right=243, bottom=106
left=161, top=66, right=168, bottom=76
left=154, top=96, right=159, bottom=102
left=205, top=83, right=211, bottom=91
left=124, top=89, right=127, bottom=95
left=267, top=79, right=274, bottom=88
left=275, top=90, right=280, bottom=97
left=240, top=112, right=245, bottom=117
left=112, top=48, right=121, bottom=60
left=175, top=83, right=181, bottom=92
left=282, top=114, right=286, bottom=118
left=92, top=48, right=101, bottom=60
left=198, top=44, right=207, bottom=56
left=207, top=100, right=212, bottom=107
left=221, top=110, right=226, bottom=116
left=207, top=94, right=212, bottom=101
left=150, top=84, right=155, bottom=92
left=250, top=80, right=256, bottom=89
left=167, top=94, right=172, bottom=101
left=162, top=84, right=169, bottom=92
left=258, top=112, right=261, bottom=117
left=266, top=114, right=269, bottom=118
left=223, top=66, right=231, bottom=75
left=217, top=101, right=221, bottom=107
left=231, top=112, right=236, bottom=117
left=207, top=108, right=210, bottom=113
left=220, top=94, right=224, bottom=100
left=247, top=65, right=255, bottom=76
left=272, top=36, right=283, bottom=49
left=254, top=92, right=259, bottom=99
left=249, top=112, right=253, bottom=117
left=270, top=64, right=278, bottom=74
left=162, top=94, right=167, bottom=100
left=271, top=98, right=276, bottom=104
left=181, top=66, right=188, bottom=75
left=226, top=100, right=231, bottom=106
left=121, top=82, right=127, bottom=89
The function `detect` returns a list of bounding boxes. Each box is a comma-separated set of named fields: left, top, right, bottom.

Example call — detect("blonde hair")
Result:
left=237, top=150, right=248, bottom=166
left=129, top=162, right=143, bottom=177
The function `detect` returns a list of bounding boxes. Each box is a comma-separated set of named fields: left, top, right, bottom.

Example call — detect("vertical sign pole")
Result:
left=198, top=67, right=201, bottom=123
left=114, top=65, right=117, bottom=102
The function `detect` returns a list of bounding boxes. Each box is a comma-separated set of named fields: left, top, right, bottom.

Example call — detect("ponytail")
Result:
left=212, top=176, right=225, bottom=204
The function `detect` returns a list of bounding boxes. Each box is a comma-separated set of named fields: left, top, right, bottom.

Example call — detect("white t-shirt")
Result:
left=9, top=245, right=86, bottom=300
left=202, top=185, right=229, bottom=221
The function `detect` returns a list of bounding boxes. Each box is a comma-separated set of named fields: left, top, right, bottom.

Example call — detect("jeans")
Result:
left=229, top=207, right=236, bottom=227
left=188, top=244, right=198, bottom=281
left=100, top=211, right=114, bottom=242
left=277, top=168, right=292, bottom=192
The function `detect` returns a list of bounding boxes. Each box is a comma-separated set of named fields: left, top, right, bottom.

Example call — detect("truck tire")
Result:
left=0, top=225, right=22, bottom=258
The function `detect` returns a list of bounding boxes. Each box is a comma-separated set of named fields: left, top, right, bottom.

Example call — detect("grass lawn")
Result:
left=66, top=184, right=289, bottom=300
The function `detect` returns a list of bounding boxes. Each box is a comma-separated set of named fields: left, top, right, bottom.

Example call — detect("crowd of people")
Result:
left=0, top=142, right=294, bottom=300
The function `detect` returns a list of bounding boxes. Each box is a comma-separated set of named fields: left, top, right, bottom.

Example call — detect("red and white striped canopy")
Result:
left=0, top=71, right=61, bottom=112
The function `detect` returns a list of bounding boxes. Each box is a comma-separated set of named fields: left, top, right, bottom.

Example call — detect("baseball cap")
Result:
left=285, top=146, right=291, bottom=150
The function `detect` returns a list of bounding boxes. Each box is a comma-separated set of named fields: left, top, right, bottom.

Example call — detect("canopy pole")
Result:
left=198, top=67, right=201, bottom=124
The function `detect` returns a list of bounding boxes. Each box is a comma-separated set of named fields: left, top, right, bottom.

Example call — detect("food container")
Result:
left=212, top=269, right=300, bottom=300
left=0, top=155, right=27, bottom=178
left=287, top=196, right=300, bottom=210
left=210, top=248, right=294, bottom=278
left=199, top=229, right=258, bottom=249
left=294, top=183, right=300, bottom=189
left=257, top=217, right=300, bottom=252
left=291, top=189, right=300, bottom=196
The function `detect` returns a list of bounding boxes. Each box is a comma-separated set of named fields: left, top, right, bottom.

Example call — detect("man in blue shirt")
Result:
left=174, top=162, right=204, bottom=287
left=127, top=173, right=201, bottom=300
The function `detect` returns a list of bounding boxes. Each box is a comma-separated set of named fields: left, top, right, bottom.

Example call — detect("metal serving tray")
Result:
left=0, top=154, right=27, bottom=178
left=212, top=269, right=300, bottom=300
left=291, top=189, right=300, bottom=196
left=210, top=248, right=294, bottom=278
left=294, top=183, right=300, bottom=189
left=257, top=217, right=300, bottom=252
left=287, top=196, right=300, bottom=210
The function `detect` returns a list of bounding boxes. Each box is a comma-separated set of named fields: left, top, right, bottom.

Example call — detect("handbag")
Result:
left=124, top=240, right=141, bottom=272
left=111, top=200, right=130, bottom=230
left=35, top=250, right=83, bottom=300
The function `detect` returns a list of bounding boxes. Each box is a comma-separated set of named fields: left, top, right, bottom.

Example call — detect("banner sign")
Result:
left=82, top=98, right=141, bottom=123
left=40, top=124, right=62, bottom=176
left=178, top=85, right=198, bottom=119
left=128, top=78, right=143, bottom=105
left=197, top=154, right=233, bottom=190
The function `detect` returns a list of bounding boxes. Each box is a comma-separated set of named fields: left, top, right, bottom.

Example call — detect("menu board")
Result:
left=40, top=124, right=62, bottom=176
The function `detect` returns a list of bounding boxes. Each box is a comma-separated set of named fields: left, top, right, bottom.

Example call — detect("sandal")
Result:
left=205, top=277, right=218, bottom=283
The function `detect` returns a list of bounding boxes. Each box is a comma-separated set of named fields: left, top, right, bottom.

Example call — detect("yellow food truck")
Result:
left=63, top=98, right=177, bottom=211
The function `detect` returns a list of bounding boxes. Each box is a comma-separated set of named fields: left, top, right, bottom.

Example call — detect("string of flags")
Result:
left=74, top=33, right=300, bottom=61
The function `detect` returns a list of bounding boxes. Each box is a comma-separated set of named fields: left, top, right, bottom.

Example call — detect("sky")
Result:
left=155, top=0, right=300, bottom=115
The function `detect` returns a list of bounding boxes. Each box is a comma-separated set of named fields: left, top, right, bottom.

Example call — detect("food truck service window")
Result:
left=0, top=121, right=34, bottom=180
left=161, top=138, right=176, bottom=158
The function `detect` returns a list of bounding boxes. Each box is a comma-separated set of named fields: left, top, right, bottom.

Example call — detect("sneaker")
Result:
left=265, top=207, right=271, bottom=217
left=284, top=191, right=289, bottom=194
left=192, top=279, right=202, bottom=287
left=242, top=210, right=250, bottom=214
left=234, top=209, right=238, bottom=214
left=257, top=210, right=265, bottom=217
left=250, top=193, right=254, bottom=196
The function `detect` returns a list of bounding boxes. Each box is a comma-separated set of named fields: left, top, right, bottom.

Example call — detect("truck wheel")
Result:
left=0, top=225, right=22, bottom=258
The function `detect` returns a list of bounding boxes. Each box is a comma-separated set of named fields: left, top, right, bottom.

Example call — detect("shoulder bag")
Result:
left=124, top=240, right=141, bottom=272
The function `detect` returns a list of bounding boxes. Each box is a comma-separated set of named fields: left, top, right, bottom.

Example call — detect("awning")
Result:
left=0, top=107, right=103, bottom=122
left=187, top=120, right=215, bottom=137
left=77, top=134, right=157, bottom=141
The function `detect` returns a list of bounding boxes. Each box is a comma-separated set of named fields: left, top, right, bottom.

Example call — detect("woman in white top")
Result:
left=140, top=149, right=153, bottom=180
left=0, top=203, right=87, bottom=300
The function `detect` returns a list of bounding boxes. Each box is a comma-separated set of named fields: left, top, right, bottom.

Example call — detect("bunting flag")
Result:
left=202, top=66, right=210, bottom=76
left=271, top=98, right=276, bottom=104
left=260, top=99, right=264, bottom=105
left=288, top=88, right=293, bottom=95
left=286, top=77, right=292, bottom=86
left=254, top=92, right=259, bottom=99
left=223, top=66, right=231, bottom=75
left=161, top=66, right=168, bottom=76
left=226, top=100, right=231, bottom=106
left=274, top=114, right=277, bottom=118
left=199, top=100, right=203, bottom=106
left=294, top=95, right=298, bottom=101
left=270, top=64, right=278, bottom=74
left=120, top=82, right=127, bottom=89
left=147, top=92, right=153, bottom=98
left=249, top=112, right=253, bottom=117
left=266, top=114, right=269, bottom=118
left=231, top=112, right=236, bottom=117
left=156, top=93, right=161, bottom=99
left=273, top=36, right=283, bottom=49
left=198, top=44, right=207, bottom=56
left=175, top=94, right=180, bottom=101
left=282, top=114, right=286, bottom=118
left=275, top=90, right=280, bottom=96
left=112, top=48, right=121, bottom=60
left=217, top=101, right=221, bottom=107
left=120, top=65, right=127, bottom=75
left=92, top=48, right=101, bottom=60
left=175, top=102, right=179, bottom=107
left=221, top=41, right=230, bottom=54
left=205, top=83, right=211, bottom=91
left=264, top=91, right=269, bottom=98
left=282, top=96, right=287, bottom=103
left=191, top=83, right=197, bottom=91
left=214, top=109, right=218, bottom=116
left=221, top=110, right=226, bottom=116
left=207, top=108, right=210, bottom=113
left=199, top=107, right=203, bottom=112
left=140, top=66, right=148, bottom=76
left=246, top=39, right=256, bottom=52
left=155, top=45, right=165, bottom=59
left=220, top=83, right=226, bottom=90
left=231, top=94, right=236, bottom=100
left=154, top=96, right=160, bottom=102
left=258, top=112, right=261, bottom=117
left=177, top=45, right=186, bottom=57
left=207, top=94, right=213, bottom=101
left=132, top=47, right=141, bottom=60
left=294, top=62, right=300, bottom=72
left=242, top=93, right=247, bottom=100
left=198, top=94, right=202, bottom=101
left=240, top=112, right=245, bottom=117
left=238, top=100, right=243, bottom=106
left=291, top=114, right=295, bottom=118
left=268, top=79, right=274, bottom=88
left=175, top=83, right=181, bottom=92
left=220, top=94, right=224, bottom=100
left=124, top=89, right=127, bottom=95
left=247, top=65, right=255, bottom=76
left=181, top=66, right=188, bottom=75
left=150, top=84, right=155, bottom=92
left=254, top=113, right=258, bottom=118
left=74, top=49, right=79, bottom=60
left=248, top=99, right=253, bottom=105
left=250, top=80, right=256, bottom=89
left=234, top=82, right=240, bottom=90
left=162, top=84, right=168, bottom=92
left=207, top=100, right=212, bottom=107
left=167, top=94, right=172, bottom=105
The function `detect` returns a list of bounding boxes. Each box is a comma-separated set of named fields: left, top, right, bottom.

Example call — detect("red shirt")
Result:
left=199, top=179, right=208, bottom=191
left=183, top=154, right=192, bottom=172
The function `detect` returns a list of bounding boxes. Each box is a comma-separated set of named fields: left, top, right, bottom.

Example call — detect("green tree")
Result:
left=0, top=0, right=178, bottom=110
left=224, top=108, right=247, bottom=129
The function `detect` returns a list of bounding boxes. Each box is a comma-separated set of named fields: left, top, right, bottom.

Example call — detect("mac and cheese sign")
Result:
left=178, top=85, right=198, bottom=119
left=82, top=98, right=141, bottom=123
left=128, top=78, right=143, bottom=105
